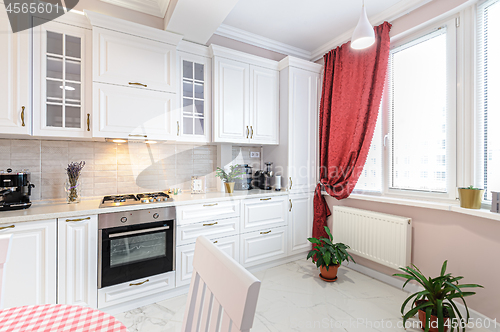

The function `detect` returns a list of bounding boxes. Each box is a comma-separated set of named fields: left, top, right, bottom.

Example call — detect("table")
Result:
left=0, top=304, right=127, bottom=332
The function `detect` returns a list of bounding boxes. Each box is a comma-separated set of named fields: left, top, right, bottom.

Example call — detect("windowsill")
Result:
left=321, top=191, right=500, bottom=222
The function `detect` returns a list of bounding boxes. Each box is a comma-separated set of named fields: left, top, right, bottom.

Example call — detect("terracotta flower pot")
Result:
left=416, top=301, right=450, bottom=332
left=224, top=182, right=235, bottom=193
left=319, top=264, right=339, bottom=281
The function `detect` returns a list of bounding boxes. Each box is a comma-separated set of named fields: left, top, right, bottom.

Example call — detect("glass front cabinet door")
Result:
left=33, top=19, right=92, bottom=138
left=177, top=51, right=211, bottom=142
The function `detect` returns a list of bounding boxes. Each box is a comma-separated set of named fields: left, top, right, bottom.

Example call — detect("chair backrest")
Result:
left=0, top=234, right=13, bottom=309
left=182, top=236, right=261, bottom=332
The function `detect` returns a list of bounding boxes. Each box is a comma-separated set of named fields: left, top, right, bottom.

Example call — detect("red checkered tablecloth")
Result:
left=0, top=304, right=127, bottom=332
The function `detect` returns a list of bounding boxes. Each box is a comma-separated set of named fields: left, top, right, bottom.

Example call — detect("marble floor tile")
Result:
left=114, top=259, right=486, bottom=332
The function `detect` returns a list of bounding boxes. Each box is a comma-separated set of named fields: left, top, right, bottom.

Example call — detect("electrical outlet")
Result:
left=250, top=151, right=260, bottom=158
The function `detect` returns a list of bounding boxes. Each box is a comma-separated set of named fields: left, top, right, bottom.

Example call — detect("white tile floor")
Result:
left=113, top=259, right=481, bottom=332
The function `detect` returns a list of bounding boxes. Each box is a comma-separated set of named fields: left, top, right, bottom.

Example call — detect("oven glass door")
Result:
left=100, top=219, right=174, bottom=288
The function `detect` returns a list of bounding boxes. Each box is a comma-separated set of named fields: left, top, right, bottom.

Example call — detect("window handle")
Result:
left=384, top=134, right=390, bottom=147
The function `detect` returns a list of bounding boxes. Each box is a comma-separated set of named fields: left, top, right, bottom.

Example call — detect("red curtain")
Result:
left=313, top=22, right=392, bottom=239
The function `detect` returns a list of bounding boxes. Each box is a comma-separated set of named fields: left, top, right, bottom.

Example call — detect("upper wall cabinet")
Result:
left=32, top=18, right=92, bottom=138
left=0, top=7, right=31, bottom=136
left=210, top=45, right=279, bottom=145
left=92, top=27, right=176, bottom=93
left=177, top=46, right=212, bottom=143
left=85, top=11, right=183, bottom=141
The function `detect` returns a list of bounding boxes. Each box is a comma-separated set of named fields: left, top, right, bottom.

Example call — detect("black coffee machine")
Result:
left=253, top=162, right=274, bottom=190
left=0, top=169, right=35, bottom=211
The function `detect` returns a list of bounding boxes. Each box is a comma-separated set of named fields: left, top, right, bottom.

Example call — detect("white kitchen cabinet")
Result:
left=0, top=7, right=31, bottom=136
left=176, top=235, right=239, bottom=287
left=98, top=271, right=175, bottom=309
left=240, top=226, right=287, bottom=268
left=57, top=215, right=98, bottom=308
left=176, top=200, right=240, bottom=225
left=0, top=219, right=56, bottom=309
left=177, top=216, right=239, bottom=246
left=32, top=19, right=92, bottom=138
left=249, top=66, right=279, bottom=144
left=211, top=45, right=279, bottom=145
left=264, top=57, right=322, bottom=194
left=177, top=51, right=211, bottom=142
left=242, top=196, right=287, bottom=233
left=92, top=27, right=176, bottom=93
left=213, top=56, right=250, bottom=143
left=288, top=193, right=313, bottom=255
left=92, top=82, right=177, bottom=140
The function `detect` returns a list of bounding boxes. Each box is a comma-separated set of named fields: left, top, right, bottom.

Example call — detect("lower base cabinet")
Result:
left=176, top=235, right=239, bottom=287
left=288, top=193, right=313, bottom=255
left=240, top=226, right=287, bottom=268
left=98, top=271, right=175, bottom=309
left=1, top=219, right=57, bottom=309
left=57, top=215, right=98, bottom=308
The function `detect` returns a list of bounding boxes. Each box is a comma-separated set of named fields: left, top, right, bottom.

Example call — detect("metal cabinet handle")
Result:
left=203, top=203, right=218, bottom=207
left=289, top=177, right=293, bottom=190
left=250, top=126, right=254, bottom=139
left=203, top=222, right=218, bottom=227
left=213, top=240, right=218, bottom=244
left=246, top=126, right=249, bottom=139
left=177, top=121, right=180, bottom=136
left=21, top=106, right=25, bottom=127
left=260, top=230, right=271, bottom=235
left=129, top=82, right=147, bottom=88
left=0, top=225, right=15, bottom=231
left=130, top=279, right=149, bottom=286
left=87, top=114, right=90, bottom=131
left=260, top=198, right=271, bottom=201
left=66, top=217, right=91, bottom=223
left=129, top=134, right=148, bottom=138
left=289, top=199, right=292, bottom=212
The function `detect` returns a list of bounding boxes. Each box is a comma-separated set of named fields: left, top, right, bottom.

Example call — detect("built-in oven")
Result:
left=98, top=207, right=176, bottom=289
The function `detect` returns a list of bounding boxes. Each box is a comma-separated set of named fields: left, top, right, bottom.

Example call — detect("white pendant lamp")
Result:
left=351, top=0, right=375, bottom=49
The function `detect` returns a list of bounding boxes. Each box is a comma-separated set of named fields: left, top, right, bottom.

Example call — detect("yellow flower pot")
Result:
left=224, top=182, right=235, bottom=194
left=458, top=188, right=484, bottom=209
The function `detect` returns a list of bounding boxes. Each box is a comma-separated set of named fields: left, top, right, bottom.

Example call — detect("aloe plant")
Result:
left=306, top=226, right=355, bottom=270
left=394, top=261, right=483, bottom=332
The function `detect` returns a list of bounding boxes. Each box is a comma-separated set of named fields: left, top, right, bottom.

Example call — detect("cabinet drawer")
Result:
left=240, top=226, right=287, bottom=268
left=242, top=196, right=287, bottom=232
left=97, top=271, right=175, bottom=309
left=176, top=201, right=240, bottom=225
left=176, top=235, right=239, bottom=287
left=177, top=216, right=239, bottom=246
left=93, top=27, right=176, bottom=93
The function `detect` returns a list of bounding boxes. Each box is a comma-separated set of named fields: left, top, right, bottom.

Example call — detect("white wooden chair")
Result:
left=182, top=236, right=261, bottom=332
left=0, top=234, right=13, bottom=309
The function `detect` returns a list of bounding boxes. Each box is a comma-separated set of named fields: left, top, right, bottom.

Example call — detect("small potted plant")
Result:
left=306, top=226, right=355, bottom=282
left=394, top=261, right=483, bottom=332
left=457, top=185, right=484, bottom=209
left=215, top=164, right=244, bottom=194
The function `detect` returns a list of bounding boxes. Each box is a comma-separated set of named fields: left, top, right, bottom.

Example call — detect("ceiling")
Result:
left=218, top=0, right=406, bottom=59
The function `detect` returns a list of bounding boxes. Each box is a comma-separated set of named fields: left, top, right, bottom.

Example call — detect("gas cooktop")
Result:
left=99, top=192, right=172, bottom=208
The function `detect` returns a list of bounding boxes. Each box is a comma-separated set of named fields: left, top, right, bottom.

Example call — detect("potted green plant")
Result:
left=215, top=165, right=244, bottom=193
left=306, top=226, right=355, bottom=282
left=394, top=261, right=483, bottom=332
left=457, top=186, right=485, bottom=209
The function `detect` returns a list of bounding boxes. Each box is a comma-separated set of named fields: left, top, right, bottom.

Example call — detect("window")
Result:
left=354, top=111, right=382, bottom=192
left=477, top=0, right=500, bottom=200
left=355, top=19, right=456, bottom=199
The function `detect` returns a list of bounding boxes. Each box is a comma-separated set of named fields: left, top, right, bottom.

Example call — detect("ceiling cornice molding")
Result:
left=209, top=44, right=279, bottom=70
left=99, top=0, right=170, bottom=18
left=309, top=0, right=433, bottom=61
left=85, top=10, right=183, bottom=45
left=214, top=24, right=312, bottom=60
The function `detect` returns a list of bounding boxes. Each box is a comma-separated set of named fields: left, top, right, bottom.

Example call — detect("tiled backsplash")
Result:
left=0, top=140, right=264, bottom=201
left=0, top=139, right=219, bottom=201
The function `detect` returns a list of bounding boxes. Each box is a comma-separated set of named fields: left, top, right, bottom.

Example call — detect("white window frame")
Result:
left=378, top=17, right=458, bottom=201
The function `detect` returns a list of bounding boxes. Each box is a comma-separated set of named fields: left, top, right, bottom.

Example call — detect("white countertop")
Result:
left=0, top=190, right=289, bottom=225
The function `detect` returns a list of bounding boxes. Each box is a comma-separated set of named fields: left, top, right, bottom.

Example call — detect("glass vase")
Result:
left=65, top=180, right=81, bottom=204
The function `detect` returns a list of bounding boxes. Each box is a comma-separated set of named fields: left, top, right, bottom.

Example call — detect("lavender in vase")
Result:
left=65, top=161, right=85, bottom=204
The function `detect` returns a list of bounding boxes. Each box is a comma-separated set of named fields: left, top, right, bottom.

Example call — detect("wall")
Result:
left=232, top=146, right=262, bottom=170
left=325, top=196, right=500, bottom=320
left=0, top=139, right=219, bottom=201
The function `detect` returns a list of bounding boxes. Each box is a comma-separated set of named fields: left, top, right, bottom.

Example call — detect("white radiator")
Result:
left=331, top=206, right=412, bottom=270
